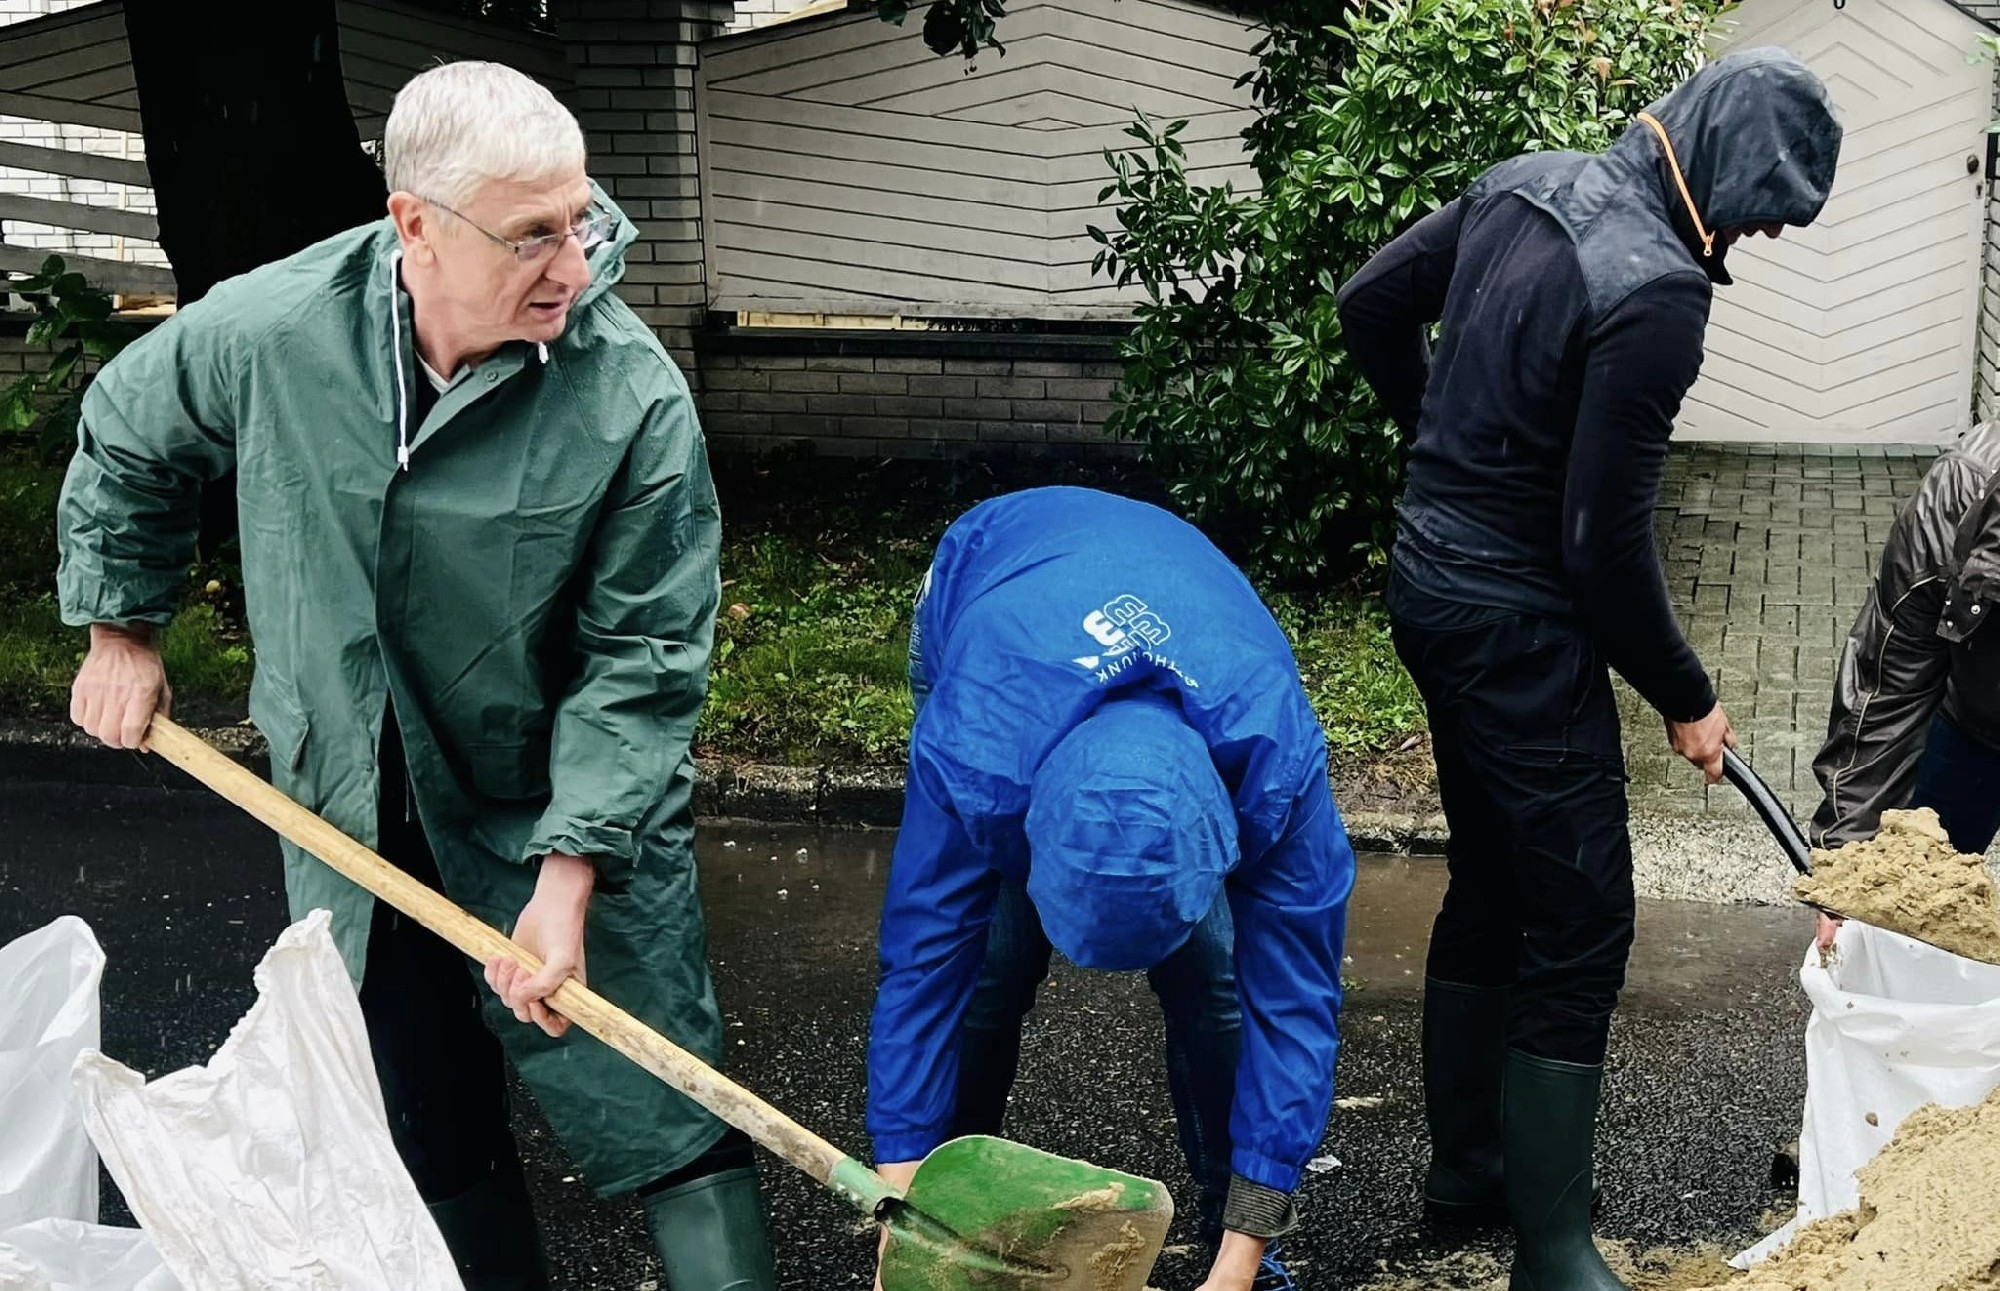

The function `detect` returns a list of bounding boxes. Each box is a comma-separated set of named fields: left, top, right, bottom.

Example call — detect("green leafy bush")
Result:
left=1093, top=0, right=1730, bottom=587
left=1, top=256, right=143, bottom=465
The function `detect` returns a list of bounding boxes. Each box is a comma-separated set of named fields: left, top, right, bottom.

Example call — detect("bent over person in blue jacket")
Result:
left=865, top=487, right=1357, bottom=1291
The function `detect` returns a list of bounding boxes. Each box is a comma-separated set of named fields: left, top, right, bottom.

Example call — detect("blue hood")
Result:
left=1024, top=693, right=1237, bottom=971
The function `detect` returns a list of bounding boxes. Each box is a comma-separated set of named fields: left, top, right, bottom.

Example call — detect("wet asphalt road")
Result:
left=0, top=768, right=1815, bottom=1289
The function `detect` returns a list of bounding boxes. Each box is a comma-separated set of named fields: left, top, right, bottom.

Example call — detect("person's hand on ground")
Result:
left=1815, top=911, right=1844, bottom=953
left=71, top=623, right=170, bottom=750
left=1194, top=1232, right=1269, bottom=1291
left=486, top=852, right=594, bottom=1038
left=1666, top=701, right=1737, bottom=784
left=872, top=1160, right=921, bottom=1291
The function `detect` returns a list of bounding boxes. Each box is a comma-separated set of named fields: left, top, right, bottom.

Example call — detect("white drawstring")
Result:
left=389, top=248, right=411, bottom=472
left=388, top=252, right=551, bottom=470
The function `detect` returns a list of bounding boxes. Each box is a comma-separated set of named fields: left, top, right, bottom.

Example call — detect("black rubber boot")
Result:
left=1422, top=978, right=1510, bottom=1224
left=1503, top=1050, right=1625, bottom=1291
left=641, top=1164, right=779, bottom=1291
left=426, top=1167, right=552, bottom=1291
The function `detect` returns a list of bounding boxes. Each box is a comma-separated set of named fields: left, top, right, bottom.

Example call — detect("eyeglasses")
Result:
left=422, top=197, right=616, bottom=264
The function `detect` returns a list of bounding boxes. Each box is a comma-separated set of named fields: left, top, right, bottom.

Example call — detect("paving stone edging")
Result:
left=1, top=719, right=1822, bottom=907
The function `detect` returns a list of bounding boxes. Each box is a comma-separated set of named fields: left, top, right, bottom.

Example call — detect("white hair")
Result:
left=384, top=60, right=586, bottom=209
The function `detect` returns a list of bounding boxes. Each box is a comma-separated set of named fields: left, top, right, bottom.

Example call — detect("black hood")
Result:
left=1612, top=46, right=1842, bottom=284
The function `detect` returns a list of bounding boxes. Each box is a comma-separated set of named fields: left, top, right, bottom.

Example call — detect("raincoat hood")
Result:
left=381, top=180, right=638, bottom=465
left=1024, top=692, right=1237, bottom=972
left=1613, top=47, right=1841, bottom=284
left=574, top=179, right=638, bottom=313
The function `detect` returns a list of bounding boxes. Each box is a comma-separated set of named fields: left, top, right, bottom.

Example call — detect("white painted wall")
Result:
left=699, top=0, right=1260, bottom=318
left=0, top=0, right=165, bottom=269
left=1680, top=0, right=1994, bottom=444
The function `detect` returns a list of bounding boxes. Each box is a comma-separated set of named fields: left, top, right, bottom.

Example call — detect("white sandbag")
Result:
left=0, top=917, right=107, bottom=1230
left=1732, top=919, right=2000, bottom=1269
left=0, top=1219, right=178, bottom=1291
left=72, top=911, right=464, bottom=1291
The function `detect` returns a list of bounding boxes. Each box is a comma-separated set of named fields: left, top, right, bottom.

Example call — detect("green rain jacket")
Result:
left=56, top=189, right=728, bottom=1194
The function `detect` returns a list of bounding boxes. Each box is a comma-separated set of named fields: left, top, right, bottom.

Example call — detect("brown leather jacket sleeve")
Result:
left=1809, top=436, right=1995, bottom=847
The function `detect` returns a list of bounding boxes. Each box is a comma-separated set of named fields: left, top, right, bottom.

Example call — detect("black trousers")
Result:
left=357, top=706, right=749, bottom=1204
left=1388, top=574, right=1636, bottom=1065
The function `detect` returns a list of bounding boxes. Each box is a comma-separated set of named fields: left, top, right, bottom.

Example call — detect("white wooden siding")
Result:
left=0, top=1, right=135, bottom=131
left=0, top=0, right=572, bottom=301
left=697, top=0, right=1260, bottom=318
left=0, top=1, right=571, bottom=143
left=0, top=0, right=161, bottom=287
left=1679, top=0, right=1991, bottom=444
left=338, top=0, right=572, bottom=141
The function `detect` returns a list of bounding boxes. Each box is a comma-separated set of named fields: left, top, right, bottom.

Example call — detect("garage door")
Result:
left=1677, top=0, right=1991, bottom=444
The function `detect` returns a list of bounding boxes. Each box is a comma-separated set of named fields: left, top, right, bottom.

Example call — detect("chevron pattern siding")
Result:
left=0, top=1, right=572, bottom=143
left=1679, top=0, right=1993, bottom=444
left=696, top=0, right=1260, bottom=318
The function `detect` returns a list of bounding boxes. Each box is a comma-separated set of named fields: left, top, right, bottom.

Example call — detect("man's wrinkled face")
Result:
left=428, top=168, right=595, bottom=350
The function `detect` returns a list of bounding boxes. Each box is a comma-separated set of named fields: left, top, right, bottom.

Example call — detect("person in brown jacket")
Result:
left=1810, top=421, right=2000, bottom=945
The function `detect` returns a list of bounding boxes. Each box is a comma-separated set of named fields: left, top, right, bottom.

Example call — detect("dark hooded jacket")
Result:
left=1811, top=422, right=2000, bottom=845
left=1339, top=48, right=1842, bottom=722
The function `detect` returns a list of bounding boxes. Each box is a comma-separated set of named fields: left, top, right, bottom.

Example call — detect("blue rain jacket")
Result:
left=866, top=487, right=1356, bottom=1195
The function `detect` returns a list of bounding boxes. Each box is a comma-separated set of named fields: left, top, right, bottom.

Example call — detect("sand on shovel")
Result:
left=1686, top=1083, right=2000, bottom=1291
left=1794, top=808, right=2000, bottom=966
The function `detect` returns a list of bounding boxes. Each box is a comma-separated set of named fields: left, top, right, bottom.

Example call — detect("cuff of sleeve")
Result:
left=1222, top=1174, right=1298, bottom=1239
left=524, top=816, right=636, bottom=872
left=1650, top=676, right=1717, bottom=726
left=58, top=584, right=176, bottom=630
left=870, top=1130, right=947, bottom=1166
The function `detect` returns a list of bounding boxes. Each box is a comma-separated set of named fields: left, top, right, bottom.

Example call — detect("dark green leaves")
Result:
left=1088, top=0, right=1724, bottom=587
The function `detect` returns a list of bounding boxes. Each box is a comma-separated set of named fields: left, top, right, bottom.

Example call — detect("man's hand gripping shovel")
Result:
left=142, top=715, right=1174, bottom=1290
left=1723, top=748, right=1901, bottom=947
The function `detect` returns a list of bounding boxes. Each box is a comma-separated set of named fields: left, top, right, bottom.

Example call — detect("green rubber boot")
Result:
left=426, top=1170, right=551, bottom=1291
left=1422, top=978, right=1510, bottom=1224
left=1504, top=1050, right=1625, bottom=1291
left=641, top=1165, right=779, bottom=1291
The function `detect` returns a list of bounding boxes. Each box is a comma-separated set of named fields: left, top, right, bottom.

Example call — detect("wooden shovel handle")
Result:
left=143, top=714, right=855, bottom=1189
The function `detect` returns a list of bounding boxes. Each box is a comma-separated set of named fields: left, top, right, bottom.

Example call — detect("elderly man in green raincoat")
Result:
left=56, top=61, right=774, bottom=1291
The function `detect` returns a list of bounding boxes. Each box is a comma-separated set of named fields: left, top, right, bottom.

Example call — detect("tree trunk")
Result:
left=126, top=0, right=386, bottom=304
left=125, top=1, right=387, bottom=558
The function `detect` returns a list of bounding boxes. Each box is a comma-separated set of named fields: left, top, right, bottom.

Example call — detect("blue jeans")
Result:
left=951, top=885, right=1243, bottom=1247
left=1912, top=714, right=2000, bottom=854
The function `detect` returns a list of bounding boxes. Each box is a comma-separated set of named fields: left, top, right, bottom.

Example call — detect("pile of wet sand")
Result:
left=1360, top=1086, right=2000, bottom=1291
left=1794, top=809, right=2000, bottom=965
left=1688, top=1083, right=2000, bottom=1290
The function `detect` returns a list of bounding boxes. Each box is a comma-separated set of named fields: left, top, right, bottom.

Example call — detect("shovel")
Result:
left=1722, top=748, right=1897, bottom=933
left=1720, top=748, right=1815, bottom=881
left=1724, top=747, right=2000, bottom=964
left=141, top=715, right=1174, bottom=1290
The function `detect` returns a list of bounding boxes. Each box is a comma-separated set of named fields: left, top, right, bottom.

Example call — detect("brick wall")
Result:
left=695, top=331, right=1133, bottom=457
left=0, top=314, right=112, bottom=381
left=0, top=0, right=167, bottom=270
left=0, top=323, right=57, bottom=375
left=724, top=0, right=824, bottom=32
left=553, top=0, right=730, bottom=371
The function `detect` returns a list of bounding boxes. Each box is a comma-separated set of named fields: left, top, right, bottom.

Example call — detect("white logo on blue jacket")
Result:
left=1074, top=595, right=1192, bottom=688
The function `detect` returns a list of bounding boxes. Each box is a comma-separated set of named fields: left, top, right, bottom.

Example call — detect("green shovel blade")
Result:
left=876, top=1136, right=1174, bottom=1291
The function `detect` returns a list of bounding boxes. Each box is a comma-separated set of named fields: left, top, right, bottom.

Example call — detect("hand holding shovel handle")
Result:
left=142, top=715, right=1173, bottom=1291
